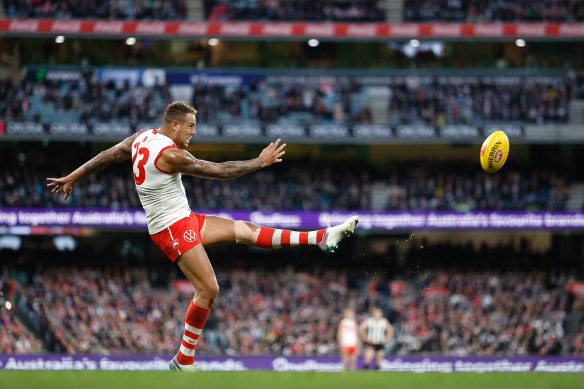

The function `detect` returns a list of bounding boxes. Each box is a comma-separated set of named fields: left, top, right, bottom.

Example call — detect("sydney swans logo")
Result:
left=184, top=230, right=198, bottom=243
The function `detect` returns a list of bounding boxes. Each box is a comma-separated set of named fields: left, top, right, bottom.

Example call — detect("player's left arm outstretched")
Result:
left=46, top=133, right=139, bottom=200
left=157, top=138, right=286, bottom=179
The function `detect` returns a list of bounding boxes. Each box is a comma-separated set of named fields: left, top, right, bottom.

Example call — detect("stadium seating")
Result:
left=403, top=0, right=584, bottom=22
left=0, top=78, right=171, bottom=127
left=6, top=241, right=579, bottom=356
left=0, top=158, right=571, bottom=211
left=0, top=312, right=44, bottom=354
left=0, top=277, right=44, bottom=354
left=0, top=71, right=572, bottom=127
left=204, top=0, right=385, bottom=22
left=3, top=0, right=186, bottom=20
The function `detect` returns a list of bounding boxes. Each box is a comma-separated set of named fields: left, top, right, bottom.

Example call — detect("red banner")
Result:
left=1, top=19, right=583, bottom=39
left=567, top=281, right=584, bottom=298
left=172, top=280, right=195, bottom=294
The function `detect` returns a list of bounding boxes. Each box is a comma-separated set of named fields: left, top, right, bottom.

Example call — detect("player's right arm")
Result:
left=385, top=321, right=394, bottom=343
left=358, top=320, right=366, bottom=341
left=157, top=139, right=286, bottom=179
left=359, top=319, right=370, bottom=343
left=46, top=133, right=138, bottom=200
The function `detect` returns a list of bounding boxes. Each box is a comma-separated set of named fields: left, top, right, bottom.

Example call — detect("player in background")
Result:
left=359, top=307, right=393, bottom=370
left=47, top=101, right=359, bottom=372
left=337, top=308, right=359, bottom=371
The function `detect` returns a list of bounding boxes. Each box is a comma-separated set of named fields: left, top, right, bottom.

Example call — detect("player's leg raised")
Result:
left=201, top=215, right=359, bottom=252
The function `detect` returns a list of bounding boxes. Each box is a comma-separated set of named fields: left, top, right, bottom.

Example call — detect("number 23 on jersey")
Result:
left=132, top=138, right=150, bottom=185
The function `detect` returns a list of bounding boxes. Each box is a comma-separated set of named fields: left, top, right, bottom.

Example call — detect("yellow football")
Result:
left=480, top=130, right=509, bottom=173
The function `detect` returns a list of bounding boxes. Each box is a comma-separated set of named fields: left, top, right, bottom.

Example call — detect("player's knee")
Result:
left=233, top=220, right=247, bottom=243
left=209, top=282, right=220, bottom=299
left=234, top=220, right=258, bottom=244
left=201, top=280, right=220, bottom=300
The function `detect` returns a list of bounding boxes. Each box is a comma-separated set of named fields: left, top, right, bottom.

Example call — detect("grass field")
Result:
left=1, top=371, right=583, bottom=389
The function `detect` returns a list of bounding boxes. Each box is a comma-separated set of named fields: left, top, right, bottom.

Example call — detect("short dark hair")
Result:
left=164, top=101, right=197, bottom=123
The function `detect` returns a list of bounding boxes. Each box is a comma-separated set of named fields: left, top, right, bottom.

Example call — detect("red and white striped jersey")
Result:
left=339, top=318, right=358, bottom=347
left=131, top=129, right=191, bottom=234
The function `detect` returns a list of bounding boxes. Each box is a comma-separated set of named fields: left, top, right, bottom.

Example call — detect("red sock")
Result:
left=254, top=227, right=325, bottom=249
left=177, top=301, right=210, bottom=365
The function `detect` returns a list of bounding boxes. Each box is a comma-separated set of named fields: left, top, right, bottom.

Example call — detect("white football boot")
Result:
left=319, top=215, right=359, bottom=253
left=169, top=354, right=198, bottom=372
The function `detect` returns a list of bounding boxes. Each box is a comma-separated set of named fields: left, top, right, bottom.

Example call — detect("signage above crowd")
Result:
left=1, top=19, right=584, bottom=39
left=1, top=209, right=583, bottom=231
left=0, top=121, right=525, bottom=142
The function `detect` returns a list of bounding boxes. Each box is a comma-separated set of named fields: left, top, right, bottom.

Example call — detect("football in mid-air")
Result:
left=480, top=130, right=509, bottom=173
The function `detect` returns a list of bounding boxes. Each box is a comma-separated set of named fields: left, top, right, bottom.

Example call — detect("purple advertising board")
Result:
left=0, top=355, right=583, bottom=373
left=1, top=208, right=584, bottom=230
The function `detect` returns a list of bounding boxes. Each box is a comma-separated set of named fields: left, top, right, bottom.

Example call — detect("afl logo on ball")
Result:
left=494, top=149, right=503, bottom=163
left=184, top=230, right=198, bottom=242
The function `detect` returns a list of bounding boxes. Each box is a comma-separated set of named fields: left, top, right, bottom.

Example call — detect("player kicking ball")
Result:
left=47, top=101, right=359, bottom=372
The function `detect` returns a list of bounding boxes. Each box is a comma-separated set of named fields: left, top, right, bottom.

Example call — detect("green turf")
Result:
left=1, top=371, right=583, bottom=389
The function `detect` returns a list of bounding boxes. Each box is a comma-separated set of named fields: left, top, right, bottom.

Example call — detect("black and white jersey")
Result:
left=364, top=317, right=389, bottom=345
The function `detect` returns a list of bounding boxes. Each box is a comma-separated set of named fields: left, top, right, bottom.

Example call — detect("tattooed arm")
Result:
left=47, top=133, right=138, bottom=200
left=157, top=139, right=286, bottom=179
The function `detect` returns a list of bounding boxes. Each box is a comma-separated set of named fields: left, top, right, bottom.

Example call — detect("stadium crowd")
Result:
left=0, top=72, right=571, bottom=127
left=403, top=0, right=584, bottom=22
left=5, top=243, right=581, bottom=356
left=0, top=311, right=44, bottom=354
left=204, top=0, right=385, bottom=22
left=382, top=164, right=570, bottom=212
left=0, top=277, right=44, bottom=354
left=3, top=0, right=186, bottom=20
left=13, top=266, right=185, bottom=354
left=189, top=78, right=374, bottom=127
left=389, top=271, right=568, bottom=356
left=387, top=76, right=570, bottom=126
left=7, top=0, right=583, bottom=23
left=193, top=74, right=572, bottom=126
left=0, top=75, right=172, bottom=127
left=0, top=157, right=571, bottom=211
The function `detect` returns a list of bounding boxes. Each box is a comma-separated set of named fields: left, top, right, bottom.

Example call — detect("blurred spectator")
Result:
left=403, top=0, right=584, bottom=22
left=205, top=0, right=385, bottom=22
left=4, top=0, right=187, bottom=20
